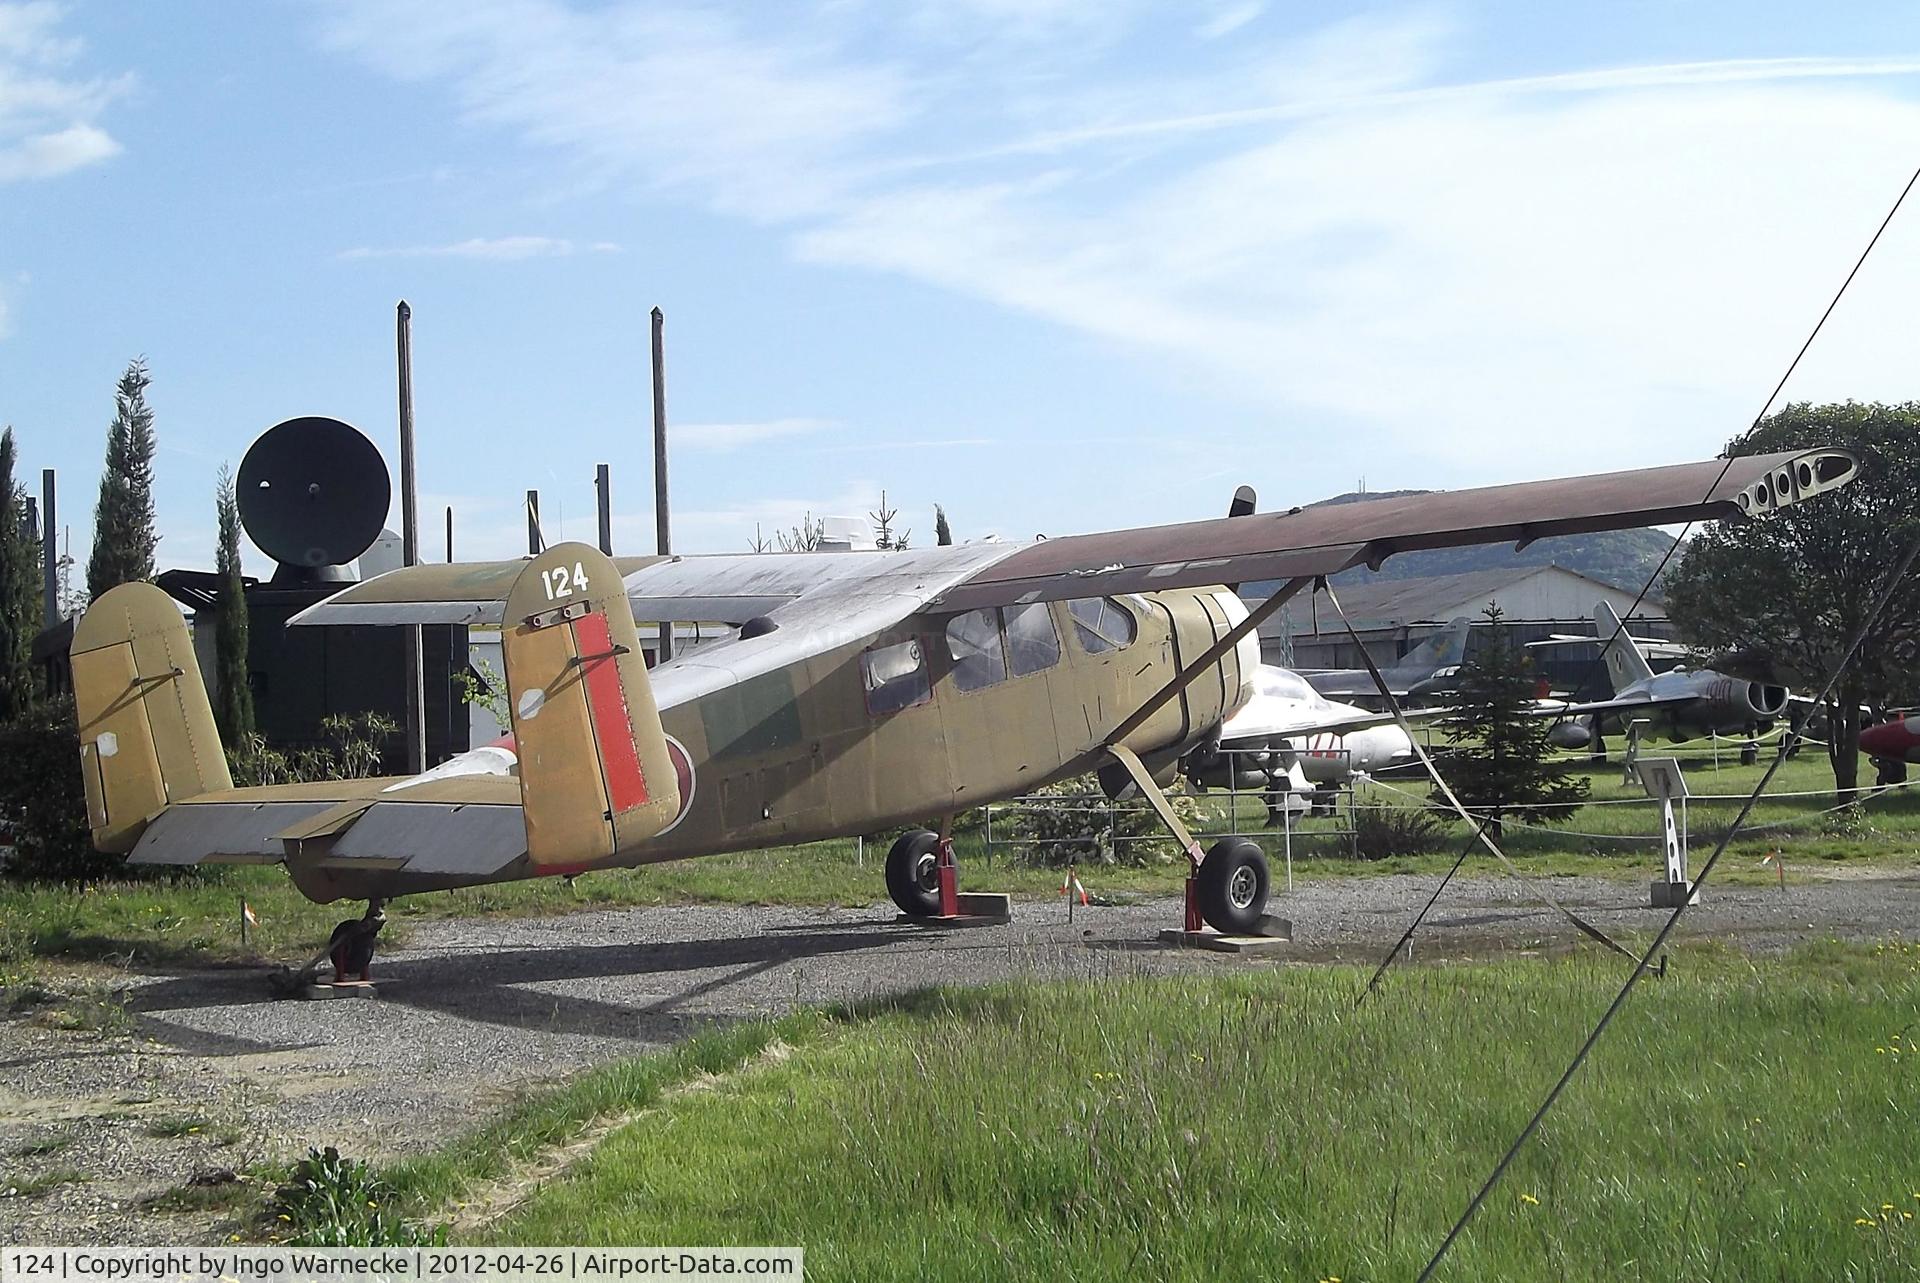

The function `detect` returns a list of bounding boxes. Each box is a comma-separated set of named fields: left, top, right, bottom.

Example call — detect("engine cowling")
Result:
left=1676, top=676, right=1789, bottom=736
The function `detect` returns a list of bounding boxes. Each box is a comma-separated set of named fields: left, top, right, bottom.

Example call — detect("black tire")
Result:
left=1196, top=837, right=1269, bottom=934
left=885, top=829, right=943, bottom=917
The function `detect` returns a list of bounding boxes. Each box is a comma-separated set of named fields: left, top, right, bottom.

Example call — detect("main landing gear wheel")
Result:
left=885, top=830, right=943, bottom=917
left=1196, top=837, right=1270, bottom=935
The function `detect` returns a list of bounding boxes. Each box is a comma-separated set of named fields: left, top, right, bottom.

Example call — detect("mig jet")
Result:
left=1542, top=601, right=1794, bottom=749
left=70, top=433, right=1856, bottom=967
left=1295, top=616, right=1473, bottom=703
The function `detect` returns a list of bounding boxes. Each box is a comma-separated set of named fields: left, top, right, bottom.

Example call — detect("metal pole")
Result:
left=39, top=469, right=55, bottom=626
left=595, top=463, right=612, bottom=555
left=650, top=306, right=672, bottom=663
left=396, top=301, right=427, bottom=775
left=445, top=506, right=453, bottom=563
left=527, top=490, right=542, bottom=554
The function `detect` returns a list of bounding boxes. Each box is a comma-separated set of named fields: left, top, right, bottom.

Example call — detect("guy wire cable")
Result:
left=1322, top=581, right=1640, bottom=982
left=1414, top=162, right=1920, bottom=1283
left=1356, top=160, right=1920, bottom=1010
left=1415, top=523, right=1920, bottom=1283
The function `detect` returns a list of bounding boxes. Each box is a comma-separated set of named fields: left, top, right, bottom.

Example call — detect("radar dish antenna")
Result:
left=237, top=416, right=391, bottom=583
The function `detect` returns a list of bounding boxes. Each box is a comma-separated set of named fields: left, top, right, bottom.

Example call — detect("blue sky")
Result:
left=3, top=1, right=1919, bottom=575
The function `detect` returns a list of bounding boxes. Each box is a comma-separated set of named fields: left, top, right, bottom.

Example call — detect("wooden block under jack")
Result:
left=302, top=980, right=379, bottom=1000
left=896, top=892, right=1014, bottom=928
left=1159, top=915, right=1293, bottom=954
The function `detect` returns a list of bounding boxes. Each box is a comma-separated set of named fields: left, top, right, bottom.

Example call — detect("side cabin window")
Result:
left=1068, top=597, right=1137, bottom=655
left=946, top=609, right=1007, bottom=692
left=1004, top=602, right=1061, bottom=676
left=862, top=638, right=930, bottom=715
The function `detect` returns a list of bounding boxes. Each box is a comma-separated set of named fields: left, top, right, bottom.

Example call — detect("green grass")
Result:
left=0, top=1167, right=88, bottom=1200
left=448, top=940, right=1920, bottom=1280
left=2, top=756, right=1915, bottom=970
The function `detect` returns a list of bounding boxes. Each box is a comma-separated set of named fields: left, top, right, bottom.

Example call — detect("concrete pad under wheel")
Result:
left=896, top=892, right=1014, bottom=928
left=1159, top=919, right=1293, bottom=955
left=303, top=981, right=379, bottom=999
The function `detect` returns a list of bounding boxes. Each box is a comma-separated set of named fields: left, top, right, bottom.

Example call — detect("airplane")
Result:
left=1294, top=616, right=1473, bottom=703
left=1542, top=601, right=1795, bottom=750
left=69, top=440, right=1856, bottom=974
left=1183, top=665, right=1417, bottom=814
left=1857, top=715, right=1919, bottom=783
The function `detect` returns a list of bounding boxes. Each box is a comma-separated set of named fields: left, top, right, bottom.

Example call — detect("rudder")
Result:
left=1594, top=600, right=1655, bottom=693
left=501, top=542, right=681, bottom=868
left=70, top=582, right=231, bottom=854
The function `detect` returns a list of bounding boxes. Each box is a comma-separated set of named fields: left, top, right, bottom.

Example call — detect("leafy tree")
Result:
left=212, top=466, right=254, bottom=742
left=935, top=504, right=953, bottom=546
left=85, top=358, right=159, bottom=599
left=1664, top=402, right=1920, bottom=799
left=1431, top=606, right=1588, bottom=837
left=0, top=427, right=42, bottom=718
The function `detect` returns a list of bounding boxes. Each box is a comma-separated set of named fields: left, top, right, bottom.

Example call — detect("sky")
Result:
left=2, top=1, right=1919, bottom=577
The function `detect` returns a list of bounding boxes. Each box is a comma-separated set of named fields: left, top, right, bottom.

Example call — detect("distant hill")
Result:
left=1306, top=489, right=1677, bottom=594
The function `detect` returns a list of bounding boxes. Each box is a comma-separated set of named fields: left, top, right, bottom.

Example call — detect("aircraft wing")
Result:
left=927, top=448, right=1856, bottom=610
left=1528, top=692, right=1696, bottom=718
left=289, top=543, right=1025, bottom=629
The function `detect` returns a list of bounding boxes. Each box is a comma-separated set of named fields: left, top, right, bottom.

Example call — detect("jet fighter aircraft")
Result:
left=1295, top=616, right=1473, bottom=703
left=1541, top=601, right=1796, bottom=749
left=70, top=441, right=1857, bottom=960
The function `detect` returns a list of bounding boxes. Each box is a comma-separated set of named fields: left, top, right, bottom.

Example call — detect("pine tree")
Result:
left=86, top=358, right=159, bottom=599
left=1431, top=606, right=1588, bottom=837
left=0, top=427, right=43, bottom=718
left=212, top=465, right=254, bottom=742
left=935, top=504, right=953, bottom=546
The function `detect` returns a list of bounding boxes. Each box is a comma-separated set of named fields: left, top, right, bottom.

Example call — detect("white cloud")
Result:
left=318, top=0, right=912, bottom=220
left=1196, top=3, right=1264, bottom=42
left=672, top=418, right=831, bottom=451
left=338, top=235, right=616, bottom=260
left=0, top=286, right=10, bottom=340
left=321, top=4, right=1920, bottom=483
left=0, top=2, right=129, bottom=183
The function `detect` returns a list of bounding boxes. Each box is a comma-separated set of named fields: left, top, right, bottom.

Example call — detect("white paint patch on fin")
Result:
left=517, top=688, right=546, bottom=721
left=95, top=731, right=118, bottom=758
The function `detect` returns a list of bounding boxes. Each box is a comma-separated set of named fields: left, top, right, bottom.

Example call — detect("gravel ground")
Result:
left=4, top=868, right=1916, bottom=1246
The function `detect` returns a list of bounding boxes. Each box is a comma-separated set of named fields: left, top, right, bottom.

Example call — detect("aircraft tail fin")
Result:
left=1399, top=616, right=1472, bottom=675
left=70, top=582, right=232, bottom=855
left=1595, top=600, right=1656, bottom=693
left=501, top=542, right=682, bottom=868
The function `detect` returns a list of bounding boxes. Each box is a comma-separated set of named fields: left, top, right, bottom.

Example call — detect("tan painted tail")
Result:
left=69, top=582, right=231, bottom=854
left=501, top=542, right=682, bottom=868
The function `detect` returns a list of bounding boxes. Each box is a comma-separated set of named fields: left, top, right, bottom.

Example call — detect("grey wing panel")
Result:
left=128, top=801, right=339, bottom=865
left=320, top=803, right=529, bottom=877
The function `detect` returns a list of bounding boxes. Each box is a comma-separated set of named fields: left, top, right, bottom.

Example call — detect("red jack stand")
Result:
left=936, top=836, right=959, bottom=918
left=896, top=829, right=1013, bottom=929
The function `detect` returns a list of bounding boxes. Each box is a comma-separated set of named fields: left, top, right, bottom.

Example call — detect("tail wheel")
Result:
left=885, top=830, right=943, bottom=917
left=1197, top=837, right=1269, bottom=935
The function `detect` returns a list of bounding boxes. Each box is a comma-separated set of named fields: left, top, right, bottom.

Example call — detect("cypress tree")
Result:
left=0, top=427, right=42, bottom=718
left=935, top=504, right=953, bottom=546
left=212, top=465, right=254, bottom=741
left=1430, top=606, right=1589, bottom=837
left=86, top=358, right=159, bottom=599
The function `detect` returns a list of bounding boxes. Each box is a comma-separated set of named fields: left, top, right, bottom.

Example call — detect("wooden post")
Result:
left=396, top=301, right=426, bottom=774
left=650, top=307, right=672, bottom=663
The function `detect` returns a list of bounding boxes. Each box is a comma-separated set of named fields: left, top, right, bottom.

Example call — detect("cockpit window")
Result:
left=1004, top=603, right=1061, bottom=676
left=1068, top=597, right=1136, bottom=654
left=861, top=638, right=930, bottom=715
left=946, top=609, right=1007, bottom=692
left=1255, top=667, right=1321, bottom=704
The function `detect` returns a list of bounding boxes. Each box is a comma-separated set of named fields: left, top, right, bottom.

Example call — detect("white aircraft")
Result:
left=1185, top=665, right=1417, bottom=802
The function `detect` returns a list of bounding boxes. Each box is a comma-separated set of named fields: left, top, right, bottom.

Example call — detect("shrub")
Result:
left=0, top=698, right=112, bottom=882
left=1006, top=776, right=1207, bottom=867
left=1351, top=804, right=1449, bottom=861
left=274, top=1147, right=445, bottom=1247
